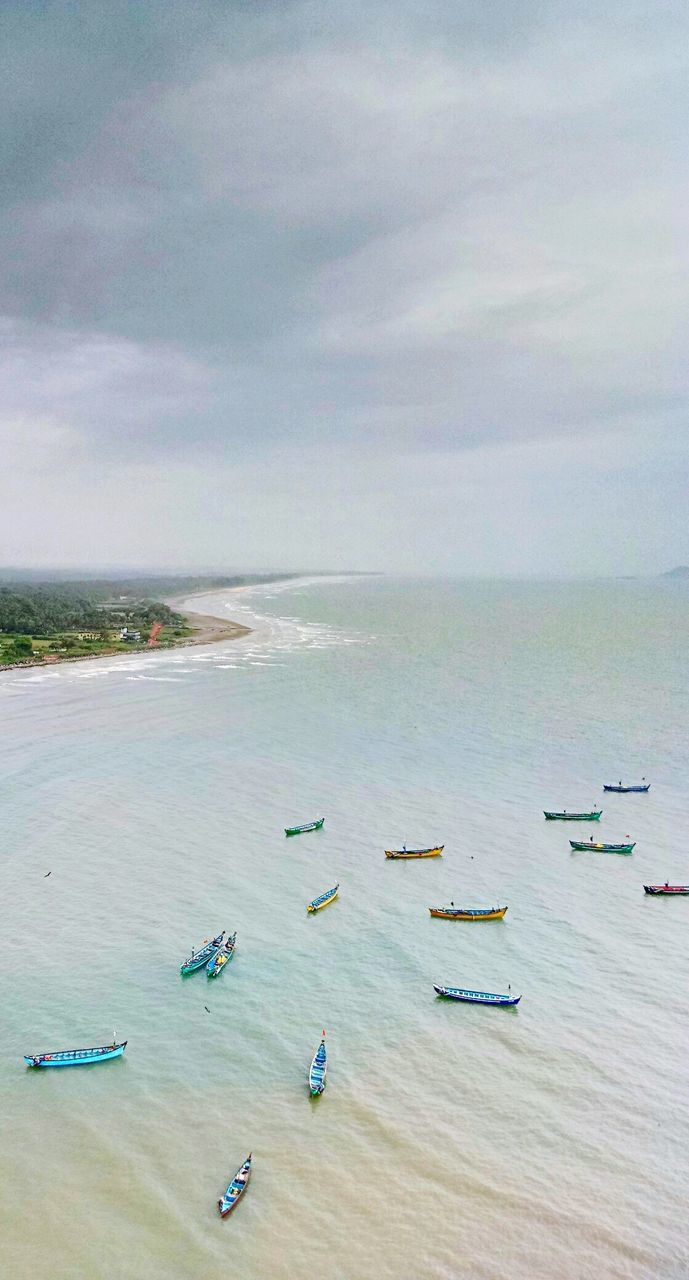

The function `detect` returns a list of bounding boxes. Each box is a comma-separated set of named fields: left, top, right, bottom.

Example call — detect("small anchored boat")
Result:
left=384, top=845, right=444, bottom=860
left=570, top=839, right=635, bottom=854
left=603, top=782, right=650, bottom=793
left=218, top=1154, right=252, bottom=1217
left=207, top=932, right=237, bottom=977
left=180, top=931, right=225, bottom=974
left=285, top=818, right=324, bottom=836
left=307, top=884, right=339, bottom=913
left=544, top=810, right=601, bottom=821
left=24, top=1040, right=127, bottom=1067
left=434, top=985, right=521, bottom=1006
left=429, top=905, right=507, bottom=920
left=643, top=884, right=689, bottom=895
left=309, top=1032, right=327, bottom=1095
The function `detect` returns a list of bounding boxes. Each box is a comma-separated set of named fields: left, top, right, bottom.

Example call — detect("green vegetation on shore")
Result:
left=0, top=573, right=284, bottom=667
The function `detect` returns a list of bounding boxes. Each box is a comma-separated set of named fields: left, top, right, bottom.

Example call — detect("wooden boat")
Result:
left=384, top=845, right=444, bottom=860
left=180, top=931, right=224, bottom=974
left=285, top=818, right=324, bottom=836
left=643, top=884, right=689, bottom=895
left=207, top=931, right=237, bottom=978
left=603, top=782, right=650, bottom=793
left=544, top=810, right=601, bottom=821
left=307, top=884, right=339, bottom=913
left=434, top=984, right=521, bottom=1006
left=218, top=1154, right=252, bottom=1217
left=309, top=1032, right=327, bottom=1095
left=24, top=1040, right=127, bottom=1067
left=429, top=905, right=507, bottom=920
left=570, top=839, right=635, bottom=853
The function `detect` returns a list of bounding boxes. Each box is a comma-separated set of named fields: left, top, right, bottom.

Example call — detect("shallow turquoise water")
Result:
left=2, top=576, right=688, bottom=1279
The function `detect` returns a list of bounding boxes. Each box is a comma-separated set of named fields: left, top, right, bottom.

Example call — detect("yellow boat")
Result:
left=307, top=884, right=339, bottom=913
left=429, top=905, right=507, bottom=920
left=384, top=845, right=444, bottom=860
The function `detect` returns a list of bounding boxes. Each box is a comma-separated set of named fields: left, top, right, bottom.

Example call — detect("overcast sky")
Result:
left=1, top=0, right=686, bottom=575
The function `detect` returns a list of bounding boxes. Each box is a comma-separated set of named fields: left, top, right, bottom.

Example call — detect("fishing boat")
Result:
left=384, top=845, right=444, bottom=860
left=309, top=1032, right=327, bottom=1096
left=643, top=884, right=689, bottom=895
left=307, top=884, right=339, bottom=913
left=544, top=810, right=601, bottom=821
left=207, top=932, right=237, bottom=977
left=429, top=905, right=507, bottom=920
left=218, top=1154, right=252, bottom=1217
left=603, top=782, right=650, bottom=793
left=180, top=931, right=225, bottom=974
left=569, top=839, right=635, bottom=853
left=433, top=985, right=521, bottom=1006
left=285, top=818, right=325, bottom=836
left=24, top=1040, right=127, bottom=1067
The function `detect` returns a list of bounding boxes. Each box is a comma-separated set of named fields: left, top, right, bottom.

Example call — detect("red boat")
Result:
left=643, top=884, right=689, bottom=895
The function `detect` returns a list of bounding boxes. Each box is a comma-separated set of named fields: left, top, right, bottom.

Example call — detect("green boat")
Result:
left=285, top=818, right=324, bottom=837
left=544, top=810, right=602, bottom=821
left=569, top=839, right=635, bottom=854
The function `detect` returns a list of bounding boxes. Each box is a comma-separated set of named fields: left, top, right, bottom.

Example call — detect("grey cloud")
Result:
left=0, top=0, right=686, bottom=570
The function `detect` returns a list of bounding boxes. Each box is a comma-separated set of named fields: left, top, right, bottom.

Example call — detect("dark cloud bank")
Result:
left=1, top=1, right=686, bottom=573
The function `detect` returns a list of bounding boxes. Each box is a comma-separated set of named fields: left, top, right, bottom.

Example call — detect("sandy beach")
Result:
left=0, top=599, right=251, bottom=674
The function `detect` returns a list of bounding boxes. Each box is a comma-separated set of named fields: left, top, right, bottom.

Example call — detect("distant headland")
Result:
left=662, top=566, right=689, bottom=578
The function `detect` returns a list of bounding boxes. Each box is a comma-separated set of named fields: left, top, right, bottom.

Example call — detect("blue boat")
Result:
left=603, top=781, right=650, bottom=793
left=24, top=1040, right=127, bottom=1067
left=309, top=1033, right=327, bottom=1096
left=180, top=931, right=225, bottom=974
left=433, top=984, right=521, bottom=1006
left=207, top=931, right=237, bottom=978
left=218, top=1153, right=252, bottom=1217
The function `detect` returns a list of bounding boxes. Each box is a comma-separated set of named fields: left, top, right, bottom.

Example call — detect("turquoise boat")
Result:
left=24, top=1040, right=127, bottom=1067
left=434, top=985, right=521, bottom=1006
left=180, top=931, right=225, bottom=974
left=309, top=1033, right=327, bottom=1096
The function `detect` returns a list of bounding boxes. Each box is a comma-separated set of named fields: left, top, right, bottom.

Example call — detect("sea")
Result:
left=2, top=575, right=688, bottom=1280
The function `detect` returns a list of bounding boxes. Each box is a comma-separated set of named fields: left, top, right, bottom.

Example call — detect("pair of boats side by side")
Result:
left=180, top=931, right=237, bottom=977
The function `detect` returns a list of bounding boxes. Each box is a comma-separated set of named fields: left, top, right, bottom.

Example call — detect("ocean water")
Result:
left=2, top=575, right=689, bottom=1280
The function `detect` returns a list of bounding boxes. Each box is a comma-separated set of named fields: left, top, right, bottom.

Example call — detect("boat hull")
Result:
left=307, top=886, right=338, bottom=913
left=180, top=933, right=224, bottom=974
left=385, top=845, right=444, bottom=859
left=643, top=885, right=689, bottom=895
left=285, top=819, right=324, bottom=836
left=603, top=785, right=650, bottom=793
left=218, top=1156, right=252, bottom=1217
left=24, top=1042, right=127, bottom=1067
left=207, top=934, right=236, bottom=977
left=544, top=811, right=601, bottom=821
left=309, top=1040, right=327, bottom=1095
left=429, top=906, right=507, bottom=920
left=434, top=985, right=520, bottom=1006
left=570, top=841, right=635, bottom=853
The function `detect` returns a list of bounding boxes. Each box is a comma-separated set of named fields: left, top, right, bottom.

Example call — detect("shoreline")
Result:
left=0, top=573, right=358, bottom=676
left=0, top=605, right=252, bottom=676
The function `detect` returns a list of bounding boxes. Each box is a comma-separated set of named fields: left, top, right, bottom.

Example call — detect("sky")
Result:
left=0, top=0, right=686, bottom=576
